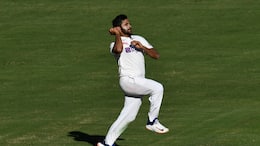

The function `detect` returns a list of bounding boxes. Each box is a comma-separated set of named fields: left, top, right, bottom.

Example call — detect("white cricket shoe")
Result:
left=97, top=142, right=114, bottom=146
left=146, top=118, right=169, bottom=134
left=97, top=142, right=106, bottom=146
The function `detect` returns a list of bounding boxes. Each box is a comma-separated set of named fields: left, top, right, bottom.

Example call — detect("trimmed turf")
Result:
left=0, top=0, right=259, bottom=145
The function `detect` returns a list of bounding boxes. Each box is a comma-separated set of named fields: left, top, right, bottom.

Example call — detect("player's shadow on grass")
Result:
left=68, top=131, right=123, bottom=146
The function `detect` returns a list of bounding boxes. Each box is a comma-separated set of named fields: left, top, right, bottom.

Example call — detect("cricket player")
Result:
left=97, top=14, right=169, bottom=146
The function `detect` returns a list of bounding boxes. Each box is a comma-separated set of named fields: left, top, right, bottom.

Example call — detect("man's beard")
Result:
left=121, top=27, right=132, bottom=35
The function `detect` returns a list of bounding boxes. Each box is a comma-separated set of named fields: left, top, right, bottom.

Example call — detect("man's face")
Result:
left=120, top=19, right=132, bottom=35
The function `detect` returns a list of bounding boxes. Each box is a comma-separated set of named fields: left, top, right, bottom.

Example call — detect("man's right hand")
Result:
left=109, top=27, right=122, bottom=35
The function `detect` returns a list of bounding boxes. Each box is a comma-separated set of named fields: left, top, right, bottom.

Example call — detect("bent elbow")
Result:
left=152, top=54, right=160, bottom=59
left=113, top=46, right=123, bottom=54
left=155, top=54, right=160, bottom=59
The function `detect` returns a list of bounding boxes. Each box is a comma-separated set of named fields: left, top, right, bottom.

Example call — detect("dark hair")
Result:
left=112, top=14, right=128, bottom=27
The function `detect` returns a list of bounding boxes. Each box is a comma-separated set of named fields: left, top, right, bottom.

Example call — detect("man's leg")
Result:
left=118, top=76, right=169, bottom=134
left=126, top=77, right=169, bottom=134
left=104, top=96, right=142, bottom=145
left=131, top=77, right=164, bottom=121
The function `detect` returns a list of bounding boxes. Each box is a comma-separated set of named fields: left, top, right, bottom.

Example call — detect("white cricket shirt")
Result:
left=110, top=35, right=153, bottom=77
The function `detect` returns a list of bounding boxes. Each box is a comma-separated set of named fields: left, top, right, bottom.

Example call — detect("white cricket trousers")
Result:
left=105, top=76, right=164, bottom=145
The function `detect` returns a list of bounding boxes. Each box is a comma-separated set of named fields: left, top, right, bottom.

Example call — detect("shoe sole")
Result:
left=146, top=125, right=169, bottom=134
left=97, top=142, right=104, bottom=146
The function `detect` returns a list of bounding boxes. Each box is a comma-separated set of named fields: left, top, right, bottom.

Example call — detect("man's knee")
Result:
left=154, top=83, right=164, bottom=93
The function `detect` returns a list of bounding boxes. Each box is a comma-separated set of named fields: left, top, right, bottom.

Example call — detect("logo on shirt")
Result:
left=125, top=45, right=135, bottom=53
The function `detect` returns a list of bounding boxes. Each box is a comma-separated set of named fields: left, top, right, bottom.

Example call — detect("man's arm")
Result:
left=131, top=41, right=160, bottom=59
left=109, top=27, right=123, bottom=54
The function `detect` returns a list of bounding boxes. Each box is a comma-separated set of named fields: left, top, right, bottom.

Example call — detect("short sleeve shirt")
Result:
left=110, top=35, right=153, bottom=77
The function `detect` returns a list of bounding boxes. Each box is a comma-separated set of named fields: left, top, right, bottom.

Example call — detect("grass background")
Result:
left=0, top=0, right=259, bottom=145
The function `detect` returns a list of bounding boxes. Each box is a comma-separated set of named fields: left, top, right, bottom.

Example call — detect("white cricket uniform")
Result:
left=110, top=35, right=151, bottom=78
left=105, top=35, right=164, bottom=146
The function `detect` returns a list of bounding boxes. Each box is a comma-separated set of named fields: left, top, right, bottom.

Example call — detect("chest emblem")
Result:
left=125, top=45, right=136, bottom=53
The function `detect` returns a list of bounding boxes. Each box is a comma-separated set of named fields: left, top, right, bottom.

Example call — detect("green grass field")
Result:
left=1, top=0, right=259, bottom=145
